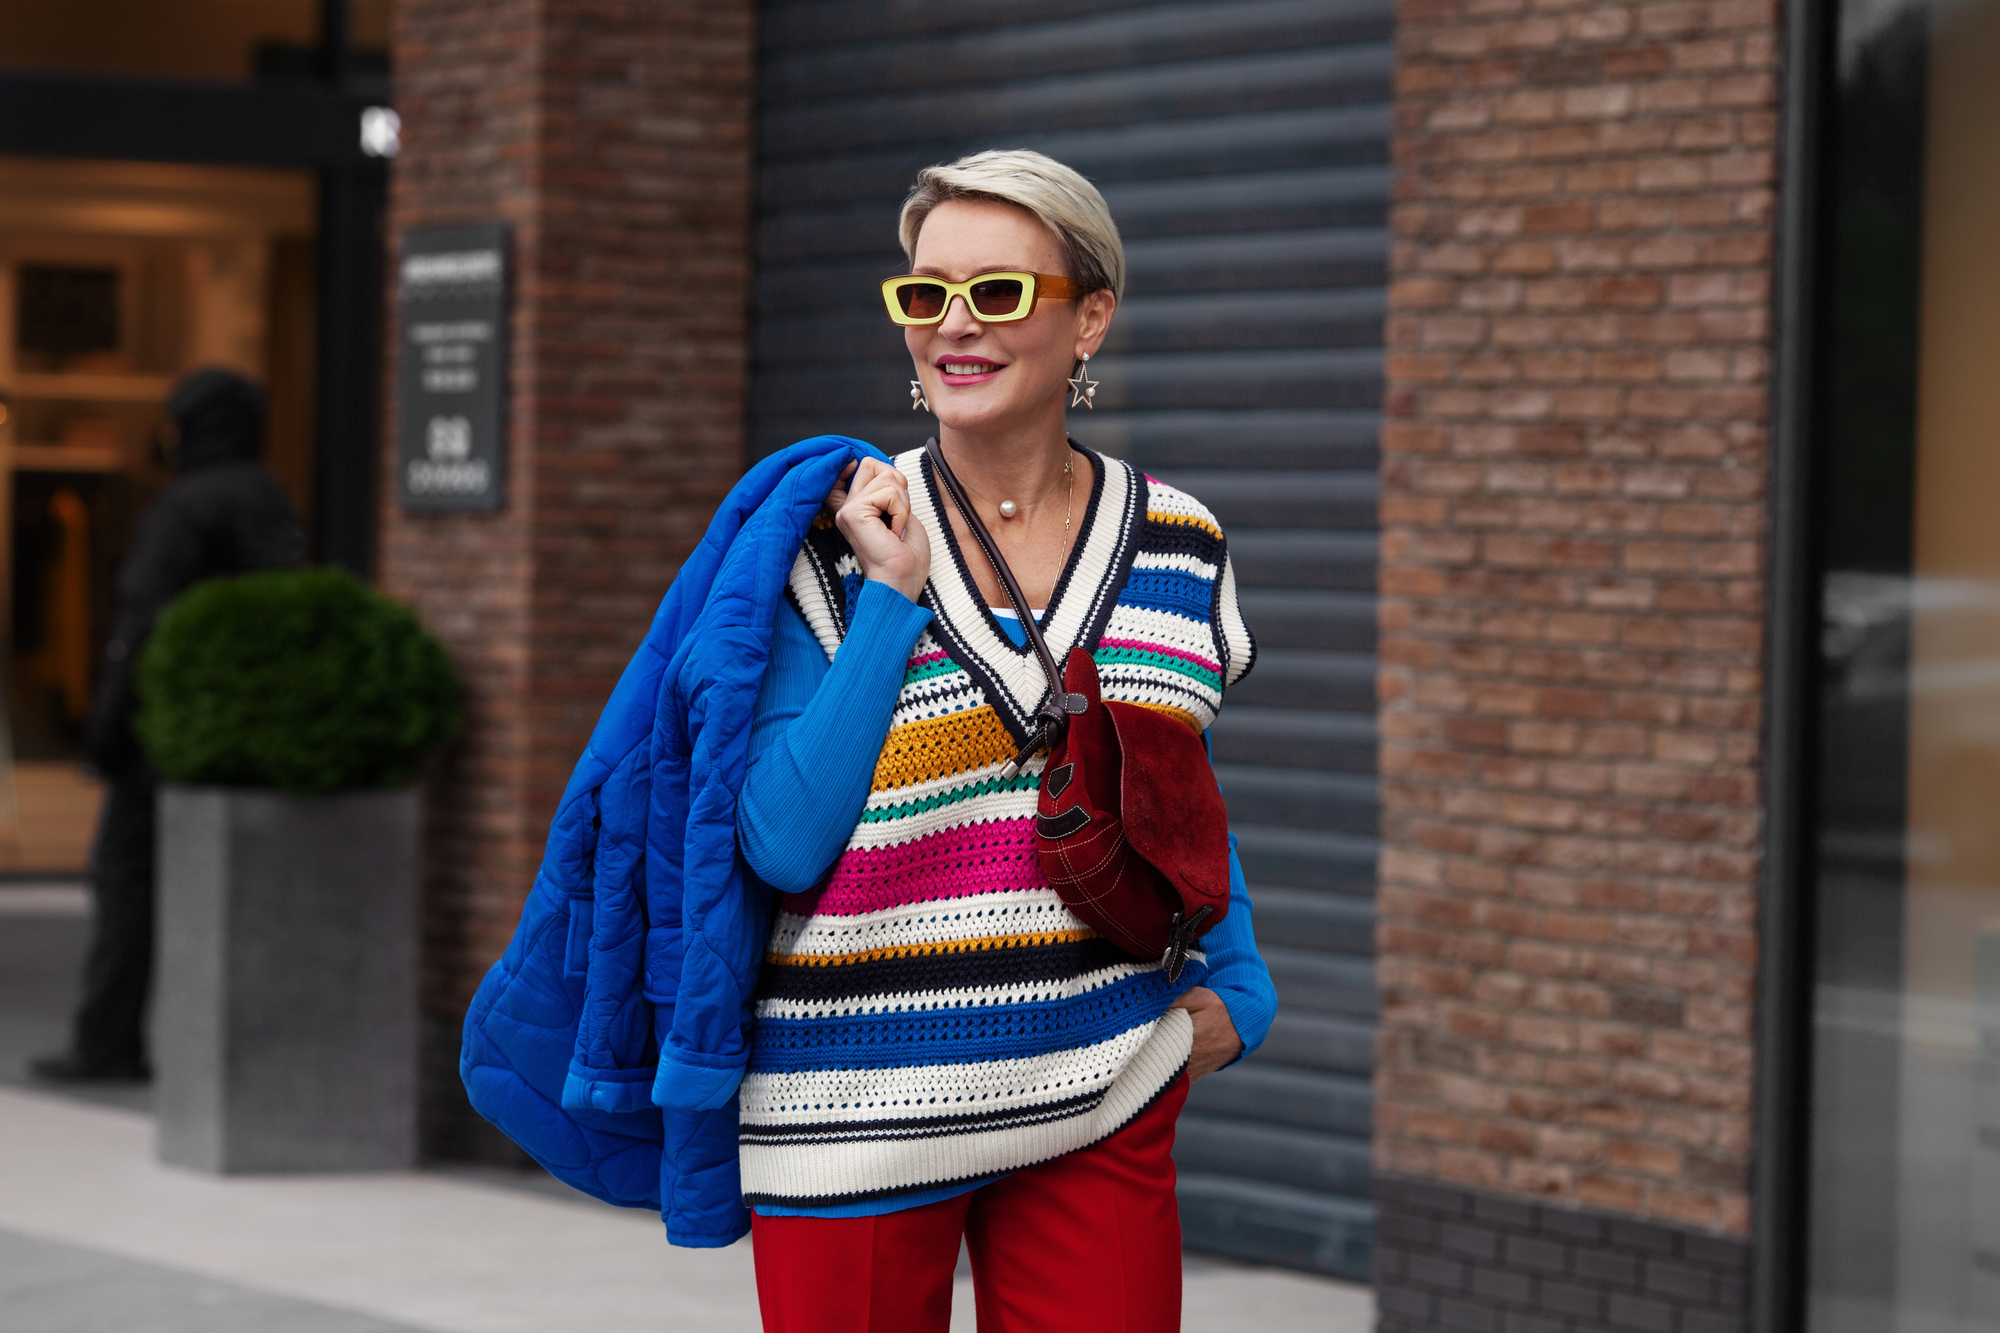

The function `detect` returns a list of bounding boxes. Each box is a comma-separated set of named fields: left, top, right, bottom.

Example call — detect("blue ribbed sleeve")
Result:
left=737, top=580, right=934, bottom=893
left=1200, top=833, right=1277, bottom=1064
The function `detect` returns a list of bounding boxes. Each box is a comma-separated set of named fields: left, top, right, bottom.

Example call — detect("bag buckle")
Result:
left=1162, top=905, right=1214, bottom=984
left=999, top=697, right=1083, bottom=781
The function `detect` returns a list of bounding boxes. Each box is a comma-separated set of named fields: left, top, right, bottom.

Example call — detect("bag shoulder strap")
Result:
left=923, top=436, right=1087, bottom=773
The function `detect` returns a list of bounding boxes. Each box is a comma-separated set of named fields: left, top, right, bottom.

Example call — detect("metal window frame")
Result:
left=0, top=8, right=388, bottom=575
left=1753, top=0, right=1833, bottom=1325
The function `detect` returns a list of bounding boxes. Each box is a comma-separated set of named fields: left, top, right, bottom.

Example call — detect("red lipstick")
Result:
left=936, top=355, right=1003, bottom=387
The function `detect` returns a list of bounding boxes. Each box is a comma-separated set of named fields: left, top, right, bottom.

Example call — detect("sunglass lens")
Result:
left=969, top=278, right=1026, bottom=317
left=898, top=282, right=947, bottom=321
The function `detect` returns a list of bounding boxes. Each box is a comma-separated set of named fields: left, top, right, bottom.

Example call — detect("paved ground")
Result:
left=0, top=881, right=1375, bottom=1332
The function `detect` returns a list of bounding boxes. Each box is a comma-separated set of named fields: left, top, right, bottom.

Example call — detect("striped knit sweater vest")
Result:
left=738, top=445, right=1255, bottom=1209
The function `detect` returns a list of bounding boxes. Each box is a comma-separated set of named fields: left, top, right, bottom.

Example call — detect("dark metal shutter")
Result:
left=752, top=0, right=1388, bottom=1281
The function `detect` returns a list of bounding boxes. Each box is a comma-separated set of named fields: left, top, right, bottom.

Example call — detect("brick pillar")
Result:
left=384, top=0, right=755, bottom=1157
left=1375, top=0, right=1776, bottom=1325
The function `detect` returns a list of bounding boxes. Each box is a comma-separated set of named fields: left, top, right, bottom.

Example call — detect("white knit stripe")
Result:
left=847, top=788, right=1040, bottom=849
left=767, top=888, right=1083, bottom=956
left=1095, top=669, right=1220, bottom=719
left=786, top=548, right=845, bottom=661
left=1096, top=656, right=1223, bottom=699
left=1100, top=602, right=1222, bottom=656
left=1129, top=549, right=1220, bottom=581
left=737, top=1009, right=1193, bottom=1203
left=887, top=680, right=986, bottom=729
left=740, top=1013, right=1166, bottom=1124
left=753, top=959, right=1152, bottom=1022
left=1216, top=554, right=1254, bottom=688
left=897, top=447, right=1134, bottom=723
left=1142, top=478, right=1219, bottom=523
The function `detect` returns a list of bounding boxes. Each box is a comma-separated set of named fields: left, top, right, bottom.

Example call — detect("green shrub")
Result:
left=136, top=568, right=461, bottom=793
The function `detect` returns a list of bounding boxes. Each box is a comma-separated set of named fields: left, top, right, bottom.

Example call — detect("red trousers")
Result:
left=750, top=1075, right=1189, bottom=1333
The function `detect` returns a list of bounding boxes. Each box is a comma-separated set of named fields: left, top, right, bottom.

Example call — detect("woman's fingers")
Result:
left=847, top=463, right=911, bottom=538
left=1171, top=985, right=1243, bottom=1082
left=824, top=460, right=862, bottom=511
left=832, top=461, right=929, bottom=602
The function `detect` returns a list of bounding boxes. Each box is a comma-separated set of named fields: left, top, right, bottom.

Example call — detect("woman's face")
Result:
left=905, top=198, right=1115, bottom=437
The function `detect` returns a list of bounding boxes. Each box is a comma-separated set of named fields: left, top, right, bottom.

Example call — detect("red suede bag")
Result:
left=1034, top=646, right=1231, bottom=974
left=926, top=438, right=1231, bottom=980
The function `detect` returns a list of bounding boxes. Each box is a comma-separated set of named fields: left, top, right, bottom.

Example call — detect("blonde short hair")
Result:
left=898, top=149, right=1125, bottom=301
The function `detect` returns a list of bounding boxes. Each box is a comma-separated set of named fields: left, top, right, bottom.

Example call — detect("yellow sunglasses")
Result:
left=880, top=271, right=1083, bottom=326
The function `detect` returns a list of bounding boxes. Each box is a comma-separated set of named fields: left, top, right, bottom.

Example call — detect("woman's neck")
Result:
left=936, top=412, right=1075, bottom=509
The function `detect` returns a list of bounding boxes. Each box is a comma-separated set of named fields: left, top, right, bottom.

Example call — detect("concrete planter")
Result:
left=154, top=784, right=420, bottom=1173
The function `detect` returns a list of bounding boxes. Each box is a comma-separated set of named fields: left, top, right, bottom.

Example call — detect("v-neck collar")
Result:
left=901, top=442, right=1144, bottom=746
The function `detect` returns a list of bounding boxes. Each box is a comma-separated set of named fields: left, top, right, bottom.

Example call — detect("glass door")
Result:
left=0, top=158, right=316, bottom=873
left=1806, top=0, right=2000, bottom=1327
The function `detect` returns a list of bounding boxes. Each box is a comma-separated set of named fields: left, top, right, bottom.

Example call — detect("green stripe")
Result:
left=903, top=656, right=965, bottom=686
left=861, top=770, right=1041, bottom=824
left=1095, top=646, right=1222, bottom=690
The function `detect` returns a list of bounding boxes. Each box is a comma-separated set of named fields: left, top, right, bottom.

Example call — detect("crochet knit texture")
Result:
left=737, top=445, right=1255, bottom=1208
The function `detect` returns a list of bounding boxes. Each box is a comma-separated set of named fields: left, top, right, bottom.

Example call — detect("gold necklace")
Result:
left=1061, top=455, right=1074, bottom=550
left=969, top=451, right=1071, bottom=527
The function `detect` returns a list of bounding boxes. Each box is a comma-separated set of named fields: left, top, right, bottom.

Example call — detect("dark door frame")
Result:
left=0, top=23, right=389, bottom=575
left=1754, top=0, right=1832, bottom=1324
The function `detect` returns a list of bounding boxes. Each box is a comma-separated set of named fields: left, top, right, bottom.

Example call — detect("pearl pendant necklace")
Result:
left=998, top=500, right=1018, bottom=519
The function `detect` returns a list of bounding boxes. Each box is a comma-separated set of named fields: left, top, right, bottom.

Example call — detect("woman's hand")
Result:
left=1171, top=986, right=1243, bottom=1082
left=831, top=458, right=930, bottom=603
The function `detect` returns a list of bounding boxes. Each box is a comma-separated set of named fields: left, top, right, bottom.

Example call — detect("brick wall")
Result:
left=384, top=0, right=755, bottom=1154
left=1375, top=1177, right=1749, bottom=1333
left=1375, top=0, right=1778, bottom=1236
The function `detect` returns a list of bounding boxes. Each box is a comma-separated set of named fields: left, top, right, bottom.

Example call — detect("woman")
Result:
left=732, top=150, right=1277, bottom=1333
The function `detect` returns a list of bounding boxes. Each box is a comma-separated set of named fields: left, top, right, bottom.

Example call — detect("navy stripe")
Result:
left=757, top=936, right=1136, bottom=1003
left=738, top=1058, right=1190, bottom=1209
left=747, top=969, right=1178, bottom=1073
left=1140, top=518, right=1226, bottom=566
left=740, top=1088, right=1106, bottom=1143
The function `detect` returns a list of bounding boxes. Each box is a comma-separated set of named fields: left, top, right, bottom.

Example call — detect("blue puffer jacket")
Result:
left=459, top=436, right=885, bottom=1247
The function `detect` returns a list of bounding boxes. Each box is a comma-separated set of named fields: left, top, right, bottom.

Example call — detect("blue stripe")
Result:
left=1119, top=568, right=1215, bottom=621
left=747, top=967, right=1195, bottom=1074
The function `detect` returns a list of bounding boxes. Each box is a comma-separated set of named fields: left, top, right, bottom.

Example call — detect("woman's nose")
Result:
left=938, top=295, right=983, bottom=337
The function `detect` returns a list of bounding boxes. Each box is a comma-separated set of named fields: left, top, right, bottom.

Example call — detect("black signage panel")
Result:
left=396, top=224, right=509, bottom=510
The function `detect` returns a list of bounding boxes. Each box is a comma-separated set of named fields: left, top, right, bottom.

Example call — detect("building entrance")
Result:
left=0, top=1, right=391, bottom=875
left=0, top=158, right=317, bottom=871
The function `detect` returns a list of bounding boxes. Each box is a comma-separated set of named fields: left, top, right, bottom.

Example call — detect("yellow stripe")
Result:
left=766, top=926, right=1097, bottom=969
left=870, top=704, right=1019, bottom=793
left=1145, top=510, right=1222, bottom=540
left=1129, top=700, right=1205, bottom=733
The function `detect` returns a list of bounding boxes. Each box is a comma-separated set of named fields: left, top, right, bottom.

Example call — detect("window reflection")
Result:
left=1808, top=0, right=2000, bottom=1327
left=0, top=1, right=390, bottom=87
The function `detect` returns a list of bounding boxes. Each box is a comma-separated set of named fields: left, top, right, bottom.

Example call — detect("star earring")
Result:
left=910, top=379, right=931, bottom=412
left=1067, top=354, right=1098, bottom=410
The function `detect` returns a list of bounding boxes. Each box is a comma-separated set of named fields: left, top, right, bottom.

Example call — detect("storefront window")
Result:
left=0, top=157, right=316, bottom=873
left=1807, top=0, right=2000, bottom=1327
left=0, top=0, right=389, bottom=86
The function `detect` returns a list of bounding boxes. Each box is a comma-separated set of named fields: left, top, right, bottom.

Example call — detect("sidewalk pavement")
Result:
left=0, top=885, right=1375, bottom=1332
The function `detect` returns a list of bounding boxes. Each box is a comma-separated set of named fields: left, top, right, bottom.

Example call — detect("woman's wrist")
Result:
left=850, top=575, right=934, bottom=638
left=866, top=571, right=927, bottom=604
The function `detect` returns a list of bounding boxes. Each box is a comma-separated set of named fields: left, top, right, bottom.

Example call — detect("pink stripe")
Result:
left=777, top=817, right=1046, bottom=918
left=1098, top=636, right=1221, bottom=674
left=908, top=649, right=951, bottom=669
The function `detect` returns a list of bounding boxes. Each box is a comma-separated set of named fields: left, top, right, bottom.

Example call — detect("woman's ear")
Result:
left=1074, top=289, right=1116, bottom=360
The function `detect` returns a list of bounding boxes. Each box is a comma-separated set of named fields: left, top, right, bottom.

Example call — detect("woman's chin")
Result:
left=933, top=396, right=1040, bottom=436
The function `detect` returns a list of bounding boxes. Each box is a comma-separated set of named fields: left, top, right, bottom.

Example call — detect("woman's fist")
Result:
left=830, top=458, right=930, bottom=603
